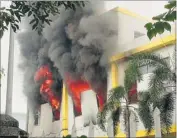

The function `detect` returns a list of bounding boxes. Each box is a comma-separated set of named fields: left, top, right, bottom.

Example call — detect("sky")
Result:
left=1, top=1, right=168, bottom=115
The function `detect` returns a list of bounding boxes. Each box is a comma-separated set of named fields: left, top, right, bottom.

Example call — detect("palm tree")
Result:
left=97, top=67, right=139, bottom=137
left=127, top=52, right=176, bottom=134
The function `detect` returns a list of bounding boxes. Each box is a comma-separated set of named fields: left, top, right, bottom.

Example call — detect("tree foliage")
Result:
left=0, top=1, right=85, bottom=38
left=63, top=135, right=87, bottom=138
left=97, top=69, right=139, bottom=137
left=145, top=1, right=176, bottom=40
left=127, top=52, right=175, bottom=134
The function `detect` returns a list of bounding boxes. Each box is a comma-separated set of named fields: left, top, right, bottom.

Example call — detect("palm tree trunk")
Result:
left=126, top=105, right=130, bottom=138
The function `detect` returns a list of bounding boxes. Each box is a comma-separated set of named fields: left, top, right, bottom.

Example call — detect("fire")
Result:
left=34, top=65, right=61, bottom=120
left=65, top=74, right=91, bottom=114
left=97, top=92, right=104, bottom=111
left=65, top=73, right=105, bottom=115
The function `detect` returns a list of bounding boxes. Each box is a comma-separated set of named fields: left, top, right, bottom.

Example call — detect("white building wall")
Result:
left=106, top=44, right=175, bottom=133
left=27, top=7, right=176, bottom=137
left=28, top=103, right=62, bottom=137
left=68, top=95, right=74, bottom=134
left=27, top=45, right=175, bottom=137
left=68, top=90, right=107, bottom=137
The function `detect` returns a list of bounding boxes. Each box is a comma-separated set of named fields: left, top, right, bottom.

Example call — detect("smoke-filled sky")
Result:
left=1, top=1, right=167, bottom=116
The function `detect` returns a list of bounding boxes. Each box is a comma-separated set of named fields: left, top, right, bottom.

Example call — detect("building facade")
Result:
left=27, top=7, right=176, bottom=137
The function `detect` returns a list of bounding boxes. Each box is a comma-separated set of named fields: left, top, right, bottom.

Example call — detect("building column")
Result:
left=111, top=62, right=126, bottom=137
left=111, top=62, right=118, bottom=88
left=108, top=62, right=119, bottom=137
left=61, top=83, right=68, bottom=136
left=5, top=26, right=14, bottom=116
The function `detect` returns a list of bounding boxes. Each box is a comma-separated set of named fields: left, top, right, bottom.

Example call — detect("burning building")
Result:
left=18, top=3, right=176, bottom=138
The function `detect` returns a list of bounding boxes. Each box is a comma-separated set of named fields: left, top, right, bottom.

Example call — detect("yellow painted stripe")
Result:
left=111, top=63, right=118, bottom=88
left=115, top=124, right=126, bottom=137
left=114, top=7, right=151, bottom=22
left=61, top=83, right=68, bottom=136
left=111, top=63, right=125, bottom=136
left=136, top=124, right=176, bottom=137
left=110, top=34, right=176, bottom=63
left=98, top=124, right=176, bottom=138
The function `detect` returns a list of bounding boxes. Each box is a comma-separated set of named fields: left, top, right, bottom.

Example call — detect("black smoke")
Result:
left=17, top=1, right=118, bottom=109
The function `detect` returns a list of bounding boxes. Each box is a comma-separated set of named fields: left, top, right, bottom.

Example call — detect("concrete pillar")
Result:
left=88, top=121, right=94, bottom=137
left=107, top=116, right=114, bottom=138
left=71, top=121, right=77, bottom=137
left=129, top=112, right=136, bottom=137
left=61, top=84, right=68, bottom=136
left=153, top=107, right=161, bottom=138
left=81, top=90, right=98, bottom=127
left=5, top=26, right=14, bottom=116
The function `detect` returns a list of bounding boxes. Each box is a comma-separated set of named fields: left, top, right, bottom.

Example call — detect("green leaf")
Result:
left=11, top=25, right=16, bottom=32
left=152, top=12, right=166, bottom=21
left=5, top=19, right=9, bottom=26
left=6, top=9, right=14, bottom=16
left=10, top=4, right=17, bottom=9
left=154, top=22, right=164, bottom=34
left=45, top=19, right=50, bottom=25
left=71, top=4, right=76, bottom=10
left=163, top=22, right=171, bottom=32
left=28, top=11, right=32, bottom=17
left=14, top=24, right=19, bottom=30
left=165, top=1, right=176, bottom=9
left=3, top=26, right=8, bottom=30
left=171, top=11, right=176, bottom=21
left=144, top=22, right=153, bottom=31
left=147, top=29, right=157, bottom=40
left=32, top=19, right=39, bottom=30
left=22, top=6, right=29, bottom=14
left=164, top=11, right=176, bottom=21
left=29, top=19, right=36, bottom=24
left=32, top=24, right=37, bottom=30
left=14, top=11, right=21, bottom=22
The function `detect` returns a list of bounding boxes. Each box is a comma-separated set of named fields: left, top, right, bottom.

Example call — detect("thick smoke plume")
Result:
left=17, top=1, right=118, bottom=108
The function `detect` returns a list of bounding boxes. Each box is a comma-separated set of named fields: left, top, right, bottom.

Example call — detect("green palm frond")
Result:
left=158, top=93, right=175, bottom=134
left=97, top=100, right=116, bottom=131
left=128, top=53, right=171, bottom=70
left=108, top=86, right=126, bottom=104
left=98, top=86, right=126, bottom=132
left=97, top=111, right=106, bottom=131
left=112, top=107, right=121, bottom=135
left=125, top=62, right=142, bottom=91
left=138, top=92, right=154, bottom=133
left=122, top=108, right=128, bottom=133
left=148, top=64, right=174, bottom=102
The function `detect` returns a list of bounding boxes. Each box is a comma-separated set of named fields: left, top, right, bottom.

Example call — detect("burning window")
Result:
left=34, top=65, right=62, bottom=121
left=65, top=73, right=107, bottom=117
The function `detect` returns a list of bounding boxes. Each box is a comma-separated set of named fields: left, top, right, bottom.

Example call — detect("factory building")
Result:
left=27, top=7, right=176, bottom=137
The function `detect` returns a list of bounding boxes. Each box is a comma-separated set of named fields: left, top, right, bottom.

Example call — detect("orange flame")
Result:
left=65, top=73, right=105, bottom=115
left=34, top=65, right=60, bottom=120
left=65, top=73, right=91, bottom=114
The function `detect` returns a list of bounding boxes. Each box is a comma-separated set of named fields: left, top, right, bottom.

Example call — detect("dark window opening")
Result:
left=52, top=110, right=60, bottom=122
left=34, top=106, right=40, bottom=126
